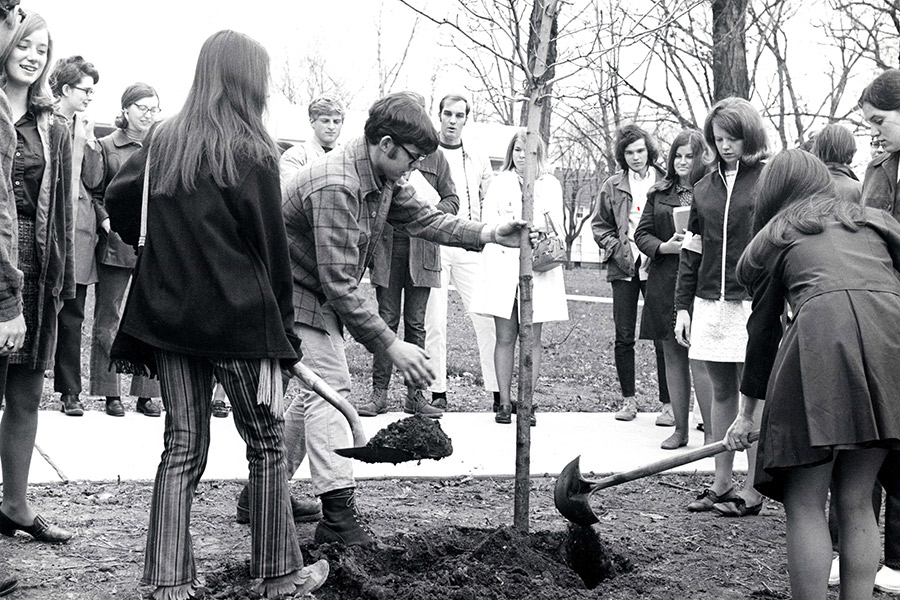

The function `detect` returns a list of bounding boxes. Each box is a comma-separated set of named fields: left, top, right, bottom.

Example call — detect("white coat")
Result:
left=470, top=169, right=569, bottom=323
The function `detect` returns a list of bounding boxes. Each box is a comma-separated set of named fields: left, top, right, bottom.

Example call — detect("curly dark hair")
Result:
left=49, top=55, right=99, bottom=98
left=614, top=124, right=658, bottom=172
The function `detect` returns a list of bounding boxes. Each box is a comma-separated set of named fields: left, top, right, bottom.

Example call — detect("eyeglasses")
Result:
left=871, top=139, right=884, bottom=149
left=72, top=86, right=94, bottom=97
left=132, top=103, right=160, bottom=116
left=396, top=141, right=426, bottom=165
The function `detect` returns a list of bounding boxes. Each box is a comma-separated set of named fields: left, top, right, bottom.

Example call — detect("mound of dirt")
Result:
left=305, top=525, right=629, bottom=599
left=362, top=415, right=454, bottom=463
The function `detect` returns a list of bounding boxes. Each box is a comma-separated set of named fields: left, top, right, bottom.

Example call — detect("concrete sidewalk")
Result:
left=22, top=409, right=746, bottom=484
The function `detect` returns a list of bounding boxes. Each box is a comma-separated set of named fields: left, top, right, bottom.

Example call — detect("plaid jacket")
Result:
left=282, top=137, right=486, bottom=353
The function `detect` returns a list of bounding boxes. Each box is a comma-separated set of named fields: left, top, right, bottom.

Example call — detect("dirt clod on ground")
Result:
left=303, top=525, right=628, bottom=600
left=365, top=415, right=453, bottom=463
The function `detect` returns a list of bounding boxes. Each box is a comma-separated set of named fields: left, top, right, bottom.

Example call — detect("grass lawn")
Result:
left=43, top=264, right=668, bottom=416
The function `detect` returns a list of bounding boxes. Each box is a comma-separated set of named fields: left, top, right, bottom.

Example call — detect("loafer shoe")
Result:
left=687, top=487, right=734, bottom=512
left=211, top=399, right=229, bottom=418
left=875, top=565, right=900, bottom=594
left=615, top=398, right=637, bottom=421
left=105, top=397, right=125, bottom=417
left=655, top=404, right=675, bottom=427
left=661, top=432, right=688, bottom=450
left=136, top=397, right=161, bottom=417
left=0, top=507, right=73, bottom=543
left=495, top=405, right=511, bottom=424
left=59, top=394, right=84, bottom=417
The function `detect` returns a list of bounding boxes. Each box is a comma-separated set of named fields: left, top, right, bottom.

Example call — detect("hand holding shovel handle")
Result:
left=289, top=363, right=368, bottom=448
left=555, top=431, right=760, bottom=526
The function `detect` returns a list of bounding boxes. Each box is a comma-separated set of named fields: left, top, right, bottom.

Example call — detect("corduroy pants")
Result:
left=143, top=350, right=301, bottom=587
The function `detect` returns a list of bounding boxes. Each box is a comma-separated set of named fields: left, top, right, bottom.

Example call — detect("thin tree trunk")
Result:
left=514, top=0, right=558, bottom=534
left=712, top=0, right=750, bottom=100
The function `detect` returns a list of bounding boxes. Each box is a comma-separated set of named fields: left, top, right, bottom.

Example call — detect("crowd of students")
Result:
left=0, top=2, right=897, bottom=599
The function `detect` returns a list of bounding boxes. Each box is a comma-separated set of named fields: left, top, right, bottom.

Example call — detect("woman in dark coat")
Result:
left=0, top=11, right=74, bottom=544
left=726, top=150, right=900, bottom=599
left=635, top=129, right=709, bottom=449
left=105, top=31, right=328, bottom=600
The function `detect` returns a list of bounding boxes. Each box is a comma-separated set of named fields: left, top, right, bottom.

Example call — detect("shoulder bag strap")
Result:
left=139, top=152, right=150, bottom=248
left=543, top=211, right=558, bottom=235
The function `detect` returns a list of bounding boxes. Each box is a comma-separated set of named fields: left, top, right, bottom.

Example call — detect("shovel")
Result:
left=289, top=363, right=418, bottom=463
left=554, top=431, right=760, bottom=526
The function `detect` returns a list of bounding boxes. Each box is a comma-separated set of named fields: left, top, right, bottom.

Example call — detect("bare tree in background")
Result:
left=376, top=3, right=421, bottom=96
left=829, top=0, right=900, bottom=70
left=712, top=0, right=751, bottom=100
left=276, top=51, right=355, bottom=108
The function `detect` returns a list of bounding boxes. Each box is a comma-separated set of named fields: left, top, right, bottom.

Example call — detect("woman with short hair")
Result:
left=89, top=82, right=162, bottom=417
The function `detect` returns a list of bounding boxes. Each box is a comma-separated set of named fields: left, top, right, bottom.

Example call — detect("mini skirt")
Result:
left=688, top=297, right=751, bottom=363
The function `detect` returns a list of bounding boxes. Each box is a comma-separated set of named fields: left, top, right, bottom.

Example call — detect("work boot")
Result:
left=235, top=485, right=322, bottom=524
left=615, top=397, right=637, bottom=421
left=431, top=391, right=447, bottom=410
left=314, top=488, right=374, bottom=546
left=403, top=387, right=442, bottom=419
left=357, top=388, right=389, bottom=417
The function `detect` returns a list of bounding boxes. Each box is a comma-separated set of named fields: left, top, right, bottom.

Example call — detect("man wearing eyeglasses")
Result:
left=279, top=93, right=525, bottom=546
left=0, top=1, right=28, bottom=596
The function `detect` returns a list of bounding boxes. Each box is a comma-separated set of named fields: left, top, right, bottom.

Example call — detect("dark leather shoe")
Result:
left=0, top=572, right=17, bottom=597
left=495, top=405, right=511, bottom=424
left=136, top=397, right=161, bottom=417
left=0, top=508, right=73, bottom=543
left=236, top=485, right=322, bottom=524
left=105, top=397, right=125, bottom=417
left=59, top=394, right=84, bottom=416
left=211, top=399, right=229, bottom=418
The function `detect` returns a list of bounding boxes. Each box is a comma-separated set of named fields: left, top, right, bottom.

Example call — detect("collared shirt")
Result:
left=13, top=111, right=43, bottom=218
left=282, top=137, right=486, bottom=353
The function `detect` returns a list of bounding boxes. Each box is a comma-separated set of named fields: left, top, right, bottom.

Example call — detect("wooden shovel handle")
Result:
left=290, top=363, right=368, bottom=448
left=591, top=431, right=760, bottom=493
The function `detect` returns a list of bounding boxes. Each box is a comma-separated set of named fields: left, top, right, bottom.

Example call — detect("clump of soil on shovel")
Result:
left=308, top=525, right=630, bottom=599
left=364, top=414, right=453, bottom=463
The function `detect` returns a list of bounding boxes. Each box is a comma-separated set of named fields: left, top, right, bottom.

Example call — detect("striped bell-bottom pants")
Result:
left=142, top=350, right=302, bottom=586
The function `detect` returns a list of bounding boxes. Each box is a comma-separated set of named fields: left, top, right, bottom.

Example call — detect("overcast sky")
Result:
left=28, top=0, right=458, bottom=139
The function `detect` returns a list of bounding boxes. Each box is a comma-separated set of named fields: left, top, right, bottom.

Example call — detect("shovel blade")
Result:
left=334, top=446, right=417, bottom=464
left=554, top=456, right=600, bottom=526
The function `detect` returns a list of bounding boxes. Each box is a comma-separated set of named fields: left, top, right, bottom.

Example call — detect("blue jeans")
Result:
left=372, top=235, right=430, bottom=390
left=610, top=277, right=669, bottom=401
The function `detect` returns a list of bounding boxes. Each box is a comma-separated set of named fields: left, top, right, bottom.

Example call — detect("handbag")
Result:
left=532, top=211, right=566, bottom=272
left=110, top=151, right=158, bottom=378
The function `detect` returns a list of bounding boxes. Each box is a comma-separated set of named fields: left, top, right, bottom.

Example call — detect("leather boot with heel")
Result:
left=314, top=488, right=374, bottom=546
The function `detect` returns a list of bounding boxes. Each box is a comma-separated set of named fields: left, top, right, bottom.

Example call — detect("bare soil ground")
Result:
left=4, top=473, right=891, bottom=599
left=9, top=266, right=890, bottom=598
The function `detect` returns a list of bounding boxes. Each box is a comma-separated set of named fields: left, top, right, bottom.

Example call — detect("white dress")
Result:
left=470, top=170, right=569, bottom=323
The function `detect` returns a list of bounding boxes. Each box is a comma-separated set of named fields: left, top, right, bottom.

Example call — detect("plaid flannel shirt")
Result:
left=282, top=137, right=486, bottom=353
left=0, top=90, right=22, bottom=321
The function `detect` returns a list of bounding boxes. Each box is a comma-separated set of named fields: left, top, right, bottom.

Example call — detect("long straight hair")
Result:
left=501, top=129, right=549, bottom=177
left=738, top=149, right=863, bottom=289
left=0, top=11, right=55, bottom=113
left=651, top=129, right=707, bottom=195
left=150, top=30, right=278, bottom=196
